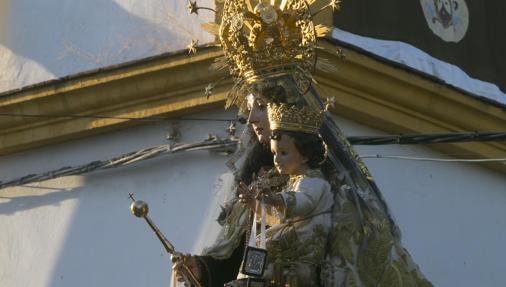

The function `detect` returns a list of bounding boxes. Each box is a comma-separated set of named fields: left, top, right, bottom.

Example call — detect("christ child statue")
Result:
left=237, top=103, right=334, bottom=287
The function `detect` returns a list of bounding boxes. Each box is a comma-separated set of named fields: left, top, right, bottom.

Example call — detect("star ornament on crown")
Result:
left=188, top=0, right=340, bottom=109
left=267, top=102, right=324, bottom=135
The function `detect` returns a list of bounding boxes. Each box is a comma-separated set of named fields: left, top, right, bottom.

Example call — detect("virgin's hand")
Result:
left=173, top=255, right=201, bottom=286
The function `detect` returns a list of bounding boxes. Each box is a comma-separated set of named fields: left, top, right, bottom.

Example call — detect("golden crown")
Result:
left=192, top=0, right=340, bottom=109
left=219, top=0, right=325, bottom=86
left=267, top=102, right=324, bottom=134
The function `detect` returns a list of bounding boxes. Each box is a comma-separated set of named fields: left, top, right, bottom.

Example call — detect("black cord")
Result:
left=348, top=132, right=506, bottom=145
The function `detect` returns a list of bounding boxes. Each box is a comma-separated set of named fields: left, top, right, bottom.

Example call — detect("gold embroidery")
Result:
left=330, top=200, right=361, bottom=263
left=266, top=224, right=327, bottom=265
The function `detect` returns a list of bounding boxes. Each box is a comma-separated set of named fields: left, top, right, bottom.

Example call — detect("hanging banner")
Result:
left=333, top=1, right=506, bottom=94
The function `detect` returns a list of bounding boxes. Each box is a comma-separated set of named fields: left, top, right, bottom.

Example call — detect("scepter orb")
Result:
left=131, top=200, right=149, bottom=218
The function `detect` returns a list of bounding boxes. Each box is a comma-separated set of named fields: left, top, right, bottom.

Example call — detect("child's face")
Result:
left=271, top=134, right=308, bottom=176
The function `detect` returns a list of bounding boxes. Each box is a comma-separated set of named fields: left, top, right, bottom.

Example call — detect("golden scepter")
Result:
left=129, top=193, right=202, bottom=287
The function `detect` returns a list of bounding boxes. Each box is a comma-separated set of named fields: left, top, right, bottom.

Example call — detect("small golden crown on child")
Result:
left=267, top=103, right=324, bottom=135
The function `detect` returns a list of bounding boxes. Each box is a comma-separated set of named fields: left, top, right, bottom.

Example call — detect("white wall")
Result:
left=0, top=109, right=505, bottom=287
left=0, top=0, right=214, bottom=93
left=337, top=117, right=506, bottom=287
left=0, top=109, right=235, bottom=287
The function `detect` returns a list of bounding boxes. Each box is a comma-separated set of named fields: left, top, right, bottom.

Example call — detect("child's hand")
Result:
left=262, top=191, right=284, bottom=208
left=238, top=182, right=258, bottom=211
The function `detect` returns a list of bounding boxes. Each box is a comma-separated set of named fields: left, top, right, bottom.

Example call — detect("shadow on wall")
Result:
left=0, top=186, right=80, bottom=215
left=45, top=151, right=228, bottom=287
left=1, top=0, right=194, bottom=85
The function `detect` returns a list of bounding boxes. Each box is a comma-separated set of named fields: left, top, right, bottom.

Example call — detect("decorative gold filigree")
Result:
left=187, top=0, right=199, bottom=15
left=267, top=103, right=324, bottom=135
left=214, top=0, right=335, bottom=106
left=188, top=0, right=340, bottom=108
left=329, top=0, right=341, bottom=11
left=187, top=39, right=199, bottom=54
left=325, top=96, right=336, bottom=110
left=187, top=0, right=217, bottom=15
left=204, top=83, right=215, bottom=98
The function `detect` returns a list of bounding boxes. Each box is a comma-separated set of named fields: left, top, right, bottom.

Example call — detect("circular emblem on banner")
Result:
left=420, top=0, right=469, bottom=42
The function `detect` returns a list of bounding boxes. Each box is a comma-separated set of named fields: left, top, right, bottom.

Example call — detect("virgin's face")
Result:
left=271, top=134, right=308, bottom=176
left=246, top=95, right=271, bottom=145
